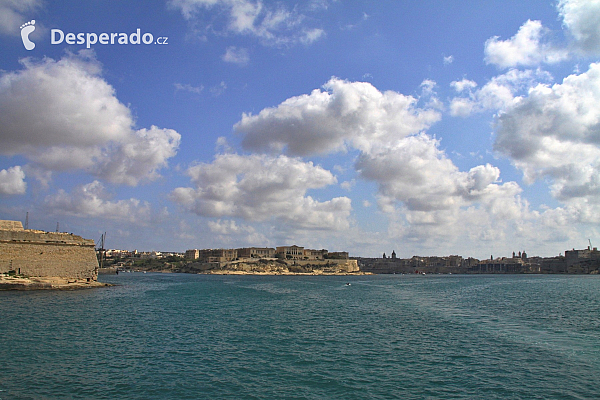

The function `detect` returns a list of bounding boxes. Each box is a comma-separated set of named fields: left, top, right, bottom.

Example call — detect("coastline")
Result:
left=204, top=270, right=371, bottom=276
left=0, top=275, right=112, bottom=290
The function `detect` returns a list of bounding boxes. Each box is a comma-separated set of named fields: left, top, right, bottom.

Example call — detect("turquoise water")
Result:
left=1, top=274, right=599, bottom=399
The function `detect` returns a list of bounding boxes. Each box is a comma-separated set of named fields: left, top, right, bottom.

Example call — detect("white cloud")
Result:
left=0, top=165, right=26, bottom=195
left=171, top=153, right=352, bottom=230
left=0, top=52, right=180, bottom=185
left=174, top=82, right=204, bottom=94
left=210, top=80, right=227, bottom=96
left=420, top=79, right=437, bottom=96
left=44, top=180, right=162, bottom=223
left=222, top=46, right=249, bottom=65
left=355, top=133, right=527, bottom=244
left=559, top=0, right=600, bottom=55
left=484, top=20, right=568, bottom=68
left=356, top=134, right=515, bottom=212
left=495, top=63, right=600, bottom=220
left=232, top=78, right=533, bottom=246
left=169, top=0, right=326, bottom=46
left=208, top=219, right=253, bottom=234
left=449, top=69, right=552, bottom=117
left=96, top=126, right=181, bottom=186
left=207, top=219, right=271, bottom=246
left=300, top=28, right=325, bottom=44
left=450, top=78, right=477, bottom=93
left=340, top=179, right=355, bottom=191
left=236, top=77, right=441, bottom=156
left=0, top=0, right=41, bottom=36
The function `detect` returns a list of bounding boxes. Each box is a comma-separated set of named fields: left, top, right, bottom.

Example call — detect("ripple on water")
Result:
left=1, top=274, right=599, bottom=399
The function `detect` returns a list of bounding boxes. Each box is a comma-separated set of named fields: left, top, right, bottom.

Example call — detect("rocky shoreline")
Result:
left=0, top=275, right=112, bottom=290
left=205, top=270, right=371, bottom=275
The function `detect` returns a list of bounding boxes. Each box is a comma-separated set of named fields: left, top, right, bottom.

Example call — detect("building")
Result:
left=565, top=247, right=598, bottom=267
left=303, top=249, right=328, bottom=260
left=185, top=249, right=200, bottom=260
left=326, top=251, right=349, bottom=260
left=237, top=247, right=276, bottom=258
left=565, top=247, right=600, bottom=273
left=475, top=257, right=526, bottom=273
left=198, top=249, right=237, bottom=263
left=276, top=245, right=305, bottom=260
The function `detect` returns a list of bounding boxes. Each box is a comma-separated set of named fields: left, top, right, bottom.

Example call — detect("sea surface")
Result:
left=1, top=273, right=599, bottom=399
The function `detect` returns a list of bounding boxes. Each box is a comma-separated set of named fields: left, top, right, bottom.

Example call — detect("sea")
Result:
left=1, top=273, right=599, bottom=399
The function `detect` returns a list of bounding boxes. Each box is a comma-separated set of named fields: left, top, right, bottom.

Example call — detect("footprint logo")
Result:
left=20, top=20, right=36, bottom=50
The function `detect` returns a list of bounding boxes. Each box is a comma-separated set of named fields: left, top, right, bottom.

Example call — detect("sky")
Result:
left=1, top=0, right=600, bottom=258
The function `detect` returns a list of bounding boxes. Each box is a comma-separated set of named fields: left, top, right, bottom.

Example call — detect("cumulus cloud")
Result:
left=0, top=52, right=180, bottom=185
left=236, top=77, right=441, bottom=156
left=0, top=166, right=26, bottom=195
left=450, top=78, right=477, bottom=93
left=171, top=153, right=352, bottom=230
left=495, top=62, right=600, bottom=220
left=43, top=181, right=162, bottom=223
left=353, top=133, right=527, bottom=244
left=96, top=126, right=181, bottom=186
left=356, top=134, right=517, bottom=212
left=559, top=0, right=600, bottom=55
left=450, top=69, right=552, bottom=117
left=169, top=0, right=326, bottom=46
left=231, top=77, right=529, bottom=245
left=0, top=0, right=41, bottom=36
left=484, top=19, right=568, bottom=68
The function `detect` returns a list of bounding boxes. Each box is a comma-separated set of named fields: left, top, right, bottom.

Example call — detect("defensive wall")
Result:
left=0, top=220, right=99, bottom=279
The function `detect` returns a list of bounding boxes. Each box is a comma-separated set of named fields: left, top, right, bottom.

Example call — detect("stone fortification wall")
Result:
left=0, top=221, right=98, bottom=279
left=288, top=259, right=359, bottom=272
left=0, top=220, right=24, bottom=230
left=0, top=230, right=95, bottom=246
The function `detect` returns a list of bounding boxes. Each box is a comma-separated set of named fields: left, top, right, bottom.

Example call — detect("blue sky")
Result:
left=1, top=0, right=599, bottom=258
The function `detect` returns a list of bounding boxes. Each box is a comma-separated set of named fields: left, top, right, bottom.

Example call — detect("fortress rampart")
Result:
left=0, top=220, right=99, bottom=279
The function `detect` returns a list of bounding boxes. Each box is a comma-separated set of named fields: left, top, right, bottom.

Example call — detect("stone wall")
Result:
left=0, top=221, right=98, bottom=279
left=0, top=220, right=24, bottom=230
left=0, top=241, right=98, bottom=278
left=0, top=230, right=95, bottom=246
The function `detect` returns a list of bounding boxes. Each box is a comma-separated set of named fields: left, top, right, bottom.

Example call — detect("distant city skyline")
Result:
left=1, top=0, right=599, bottom=258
